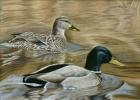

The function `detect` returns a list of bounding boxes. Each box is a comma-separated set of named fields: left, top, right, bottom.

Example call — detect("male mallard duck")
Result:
left=22, top=46, right=124, bottom=92
left=0, top=16, right=79, bottom=66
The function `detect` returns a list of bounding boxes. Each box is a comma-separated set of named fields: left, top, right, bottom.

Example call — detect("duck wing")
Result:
left=61, top=72, right=100, bottom=89
left=23, top=64, right=69, bottom=82
left=25, top=64, right=90, bottom=82
left=11, top=32, right=47, bottom=44
left=11, top=33, right=49, bottom=50
left=32, top=64, right=70, bottom=75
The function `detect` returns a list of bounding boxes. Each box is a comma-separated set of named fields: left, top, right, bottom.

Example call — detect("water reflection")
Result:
left=0, top=74, right=136, bottom=100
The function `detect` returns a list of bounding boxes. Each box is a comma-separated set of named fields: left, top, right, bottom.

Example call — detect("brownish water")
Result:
left=0, top=0, right=140, bottom=100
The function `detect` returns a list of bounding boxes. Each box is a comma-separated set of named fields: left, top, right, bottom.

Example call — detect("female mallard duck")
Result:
left=6, top=16, right=79, bottom=52
left=0, top=16, right=79, bottom=66
left=22, top=46, right=124, bottom=91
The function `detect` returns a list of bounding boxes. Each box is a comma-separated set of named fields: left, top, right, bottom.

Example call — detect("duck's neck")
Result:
left=52, top=23, right=66, bottom=38
left=85, top=60, right=101, bottom=73
left=85, top=51, right=106, bottom=73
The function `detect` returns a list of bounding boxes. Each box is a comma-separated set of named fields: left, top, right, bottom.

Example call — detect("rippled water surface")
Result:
left=0, top=0, right=140, bottom=100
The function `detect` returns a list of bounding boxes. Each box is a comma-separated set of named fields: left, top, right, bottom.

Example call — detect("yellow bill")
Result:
left=70, top=25, right=80, bottom=31
left=109, top=57, right=125, bottom=66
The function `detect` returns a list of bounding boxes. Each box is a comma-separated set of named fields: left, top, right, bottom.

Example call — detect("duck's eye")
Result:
left=104, top=55, right=110, bottom=62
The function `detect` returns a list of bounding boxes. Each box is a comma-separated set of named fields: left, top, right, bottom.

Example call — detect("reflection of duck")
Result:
left=23, top=46, right=124, bottom=92
left=0, top=16, right=79, bottom=66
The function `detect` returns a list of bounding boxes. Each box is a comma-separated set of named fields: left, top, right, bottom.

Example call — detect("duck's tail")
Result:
left=0, top=75, right=43, bottom=88
left=0, top=42, right=12, bottom=47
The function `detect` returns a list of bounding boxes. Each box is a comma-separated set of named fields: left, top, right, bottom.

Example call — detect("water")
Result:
left=0, top=0, right=140, bottom=100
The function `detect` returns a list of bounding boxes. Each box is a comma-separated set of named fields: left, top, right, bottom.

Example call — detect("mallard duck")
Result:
left=22, top=46, right=124, bottom=92
left=0, top=16, right=79, bottom=66
left=5, top=16, right=79, bottom=52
